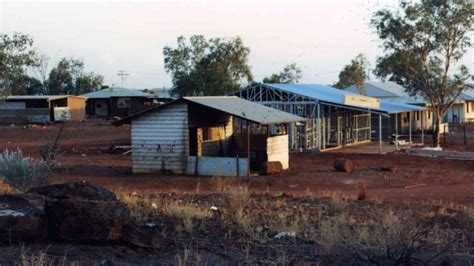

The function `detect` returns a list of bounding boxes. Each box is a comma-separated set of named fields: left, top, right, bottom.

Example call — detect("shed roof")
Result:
left=261, top=83, right=426, bottom=114
left=5, top=95, right=87, bottom=101
left=5, top=95, right=51, bottom=100
left=82, top=87, right=154, bottom=99
left=184, top=96, right=305, bottom=124
left=114, top=96, right=305, bottom=126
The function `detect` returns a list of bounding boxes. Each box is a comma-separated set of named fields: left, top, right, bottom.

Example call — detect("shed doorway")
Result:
left=94, top=100, right=109, bottom=116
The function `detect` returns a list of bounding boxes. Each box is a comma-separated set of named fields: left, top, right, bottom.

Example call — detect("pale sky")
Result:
left=1, top=0, right=472, bottom=89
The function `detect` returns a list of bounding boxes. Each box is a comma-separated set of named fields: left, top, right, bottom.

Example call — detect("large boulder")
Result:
left=44, top=198, right=132, bottom=243
left=27, top=181, right=159, bottom=248
left=28, top=181, right=117, bottom=201
left=0, top=193, right=46, bottom=243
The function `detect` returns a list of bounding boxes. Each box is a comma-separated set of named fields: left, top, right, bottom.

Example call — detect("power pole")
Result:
left=117, top=70, right=129, bottom=87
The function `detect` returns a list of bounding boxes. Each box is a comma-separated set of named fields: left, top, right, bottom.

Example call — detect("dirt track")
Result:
left=1, top=120, right=473, bottom=205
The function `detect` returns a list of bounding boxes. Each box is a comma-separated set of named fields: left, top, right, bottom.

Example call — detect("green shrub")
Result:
left=0, top=148, right=51, bottom=192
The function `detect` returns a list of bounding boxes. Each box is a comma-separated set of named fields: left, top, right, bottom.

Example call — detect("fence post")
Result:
left=236, top=153, right=240, bottom=177
left=464, top=124, right=467, bottom=145
left=443, top=124, right=447, bottom=145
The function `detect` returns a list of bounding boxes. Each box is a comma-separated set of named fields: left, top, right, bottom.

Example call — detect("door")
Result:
left=94, top=100, right=109, bottom=116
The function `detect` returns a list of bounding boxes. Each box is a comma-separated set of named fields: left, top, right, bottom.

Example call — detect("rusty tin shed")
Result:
left=114, top=96, right=305, bottom=176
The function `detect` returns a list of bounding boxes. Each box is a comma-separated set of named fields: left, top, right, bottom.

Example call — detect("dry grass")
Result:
left=175, top=248, right=204, bottom=266
left=0, top=179, right=15, bottom=194
left=111, top=184, right=470, bottom=264
left=18, top=246, right=74, bottom=266
left=164, top=201, right=212, bottom=233
left=315, top=208, right=444, bottom=264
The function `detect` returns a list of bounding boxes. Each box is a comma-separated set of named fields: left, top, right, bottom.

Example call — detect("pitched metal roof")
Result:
left=114, top=96, right=305, bottom=126
left=183, top=96, right=305, bottom=124
left=344, top=82, right=426, bottom=104
left=5, top=95, right=52, bottom=100
left=4, top=95, right=86, bottom=101
left=82, top=87, right=154, bottom=99
left=262, top=83, right=426, bottom=114
left=458, top=87, right=474, bottom=101
left=375, top=100, right=426, bottom=113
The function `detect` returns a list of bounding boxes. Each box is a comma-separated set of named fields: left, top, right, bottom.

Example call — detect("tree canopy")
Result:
left=371, top=0, right=473, bottom=146
left=163, top=35, right=253, bottom=97
left=0, top=33, right=38, bottom=95
left=263, top=63, right=302, bottom=84
left=0, top=33, right=104, bottom=96
left=47, top=57, right=104, bottom=95
left=334, top=54, right=369, bottom=91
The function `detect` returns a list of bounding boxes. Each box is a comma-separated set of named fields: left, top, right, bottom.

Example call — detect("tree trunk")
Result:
left=433, top=112, right=443, bottom=147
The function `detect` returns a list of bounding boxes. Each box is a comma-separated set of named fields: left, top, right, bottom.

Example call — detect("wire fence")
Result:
left=442, top=123, right=474, bottom=146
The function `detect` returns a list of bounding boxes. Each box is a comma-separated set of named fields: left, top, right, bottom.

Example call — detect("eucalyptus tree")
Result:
left=372, top=0, right=473, bottom=146
left=163, top=35, right=253, bottom=96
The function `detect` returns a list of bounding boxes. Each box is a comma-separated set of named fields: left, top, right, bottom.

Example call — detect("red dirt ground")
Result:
left=1, top=120, right=473, bottom=205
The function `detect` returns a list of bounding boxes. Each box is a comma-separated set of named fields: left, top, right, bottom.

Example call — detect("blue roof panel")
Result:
left=263, top=83, right=426, bottom=114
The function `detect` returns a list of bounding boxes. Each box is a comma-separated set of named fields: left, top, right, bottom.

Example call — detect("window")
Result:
left=416, top=111, right=420, bottom=121
left=117, top=98, right=131, bottom=109
left=467, top=102, right=470, bottom=113
left=428, top=111, right=431, bottom=119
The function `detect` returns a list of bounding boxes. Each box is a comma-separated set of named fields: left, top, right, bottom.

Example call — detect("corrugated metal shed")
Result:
left=263, top=83, right=426, bottom=114
left=184, top=96, right=305, bottom=125
left=82, top=87, right=154, bottom=99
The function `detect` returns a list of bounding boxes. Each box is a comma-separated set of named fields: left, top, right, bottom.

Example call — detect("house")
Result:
left=345, top=81, right=433, bottom=137
left=0, top=95, right=87, bottom=124
left=83, top=87, right=155, bottom=117
left=346, top=81, right=474, bottom=126
left=450, top=85, right=474, bottom=123
left=113, top=96, right=305, bottom=176
left=236, top=83, right=426, bottom=151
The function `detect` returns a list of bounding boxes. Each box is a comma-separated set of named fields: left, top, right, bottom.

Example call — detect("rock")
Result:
left=0, top=193, right=46, bottom=243
left=28, top=181, right=117, bottom=201
left=380, top=166, right=397, bottom=172
left=121, top=223, right=160, bottom=248
left=44, top=198, right=132, bottom=243
left=333, top=158, right=354, bottom=173
left=274, top=231, right=296, bottom=239
left=261, top=161, right=283, bottom=175
left=1, top=182, right=160, bottom=248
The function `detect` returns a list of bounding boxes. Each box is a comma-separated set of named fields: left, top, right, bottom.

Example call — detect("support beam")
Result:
left=317, top=102, right=321, bottom=151
left=409, top=112, right=412, bottom=146
left=247, top=122, right=250, bottom=177
left=379, top=114, right=383, bottom=154
left=421, top=111, right=425, bottom=145
left=337, top=114, right=341, bottom=147
left=395, top=113, right=399, bottom=150
left=322, top=106, right=326, bottom=150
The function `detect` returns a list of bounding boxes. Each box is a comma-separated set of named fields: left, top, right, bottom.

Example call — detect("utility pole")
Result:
left=117, top=70, right=129, bottom=87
